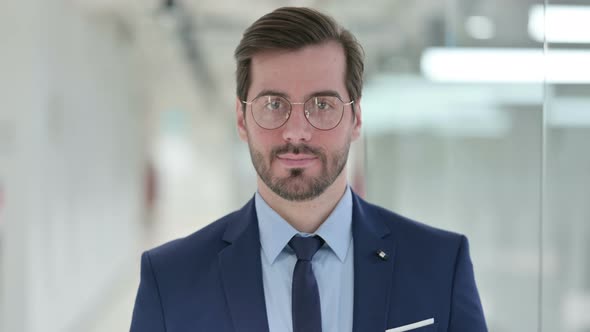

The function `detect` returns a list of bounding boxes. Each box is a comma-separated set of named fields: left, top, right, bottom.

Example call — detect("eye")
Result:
left=316, top=101, right=328, bottom=109
left=315, top=97, right=334, bottom=111
left=265, top=98, right=284, bottom=111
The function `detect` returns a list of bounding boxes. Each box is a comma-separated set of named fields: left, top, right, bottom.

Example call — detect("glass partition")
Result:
left=542, top=3, right=590, bottom=331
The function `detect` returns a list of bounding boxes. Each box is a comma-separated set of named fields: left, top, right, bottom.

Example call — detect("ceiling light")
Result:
left=465, top=16, right=495, bottom=40
left=529, top=5, right=590, bottom=43
left=420, top=47, right=590, bottom=83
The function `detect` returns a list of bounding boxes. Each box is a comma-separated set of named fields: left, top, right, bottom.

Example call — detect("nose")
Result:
left=281, top=103, right=312, bottom=142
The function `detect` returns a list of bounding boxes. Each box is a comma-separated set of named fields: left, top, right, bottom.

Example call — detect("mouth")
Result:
left=276, top=153, right=318, bottom=168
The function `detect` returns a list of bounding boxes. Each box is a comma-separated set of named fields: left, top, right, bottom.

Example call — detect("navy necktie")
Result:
left=289, top=235, right=324, bottom=332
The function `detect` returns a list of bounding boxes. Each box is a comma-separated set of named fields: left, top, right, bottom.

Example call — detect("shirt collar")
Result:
left=255, top=186, right=353, bottom=264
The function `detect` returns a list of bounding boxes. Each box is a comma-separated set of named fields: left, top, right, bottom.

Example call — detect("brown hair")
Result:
left=234, top=7, right=364, bottom=109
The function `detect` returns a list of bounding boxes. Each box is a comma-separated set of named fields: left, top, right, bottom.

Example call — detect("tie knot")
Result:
left=289, top=235, right=324, bottom=261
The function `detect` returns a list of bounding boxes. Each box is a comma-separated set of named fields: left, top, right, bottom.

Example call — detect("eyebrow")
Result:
left=253, top=89, right=343, bottom=101
left=254, top=89, right=290, bottom=100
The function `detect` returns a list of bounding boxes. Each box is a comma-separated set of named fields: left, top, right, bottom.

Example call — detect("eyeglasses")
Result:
left=242, top=95, right=354, bottom=130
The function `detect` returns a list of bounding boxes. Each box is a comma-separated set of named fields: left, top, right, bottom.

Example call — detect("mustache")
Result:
left=271, top=143, right=323, bottom=159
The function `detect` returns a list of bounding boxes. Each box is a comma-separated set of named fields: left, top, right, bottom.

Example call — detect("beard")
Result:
left=249, top=141, right=350, bottom=201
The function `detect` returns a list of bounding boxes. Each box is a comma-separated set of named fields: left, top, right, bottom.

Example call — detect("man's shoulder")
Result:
left=358, top=196, right=465, bottom=248
left=144, top=205, right=248, bottom=266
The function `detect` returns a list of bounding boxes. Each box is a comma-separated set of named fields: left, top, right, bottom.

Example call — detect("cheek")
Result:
left=317, top=129, right=348, bottom=147
left=247, top=127, right=280, bottom=151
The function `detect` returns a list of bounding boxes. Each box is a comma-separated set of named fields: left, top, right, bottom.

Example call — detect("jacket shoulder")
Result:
left=359, top=197, right=465, bottom=249
left=144, top=207, right=244, bottom=269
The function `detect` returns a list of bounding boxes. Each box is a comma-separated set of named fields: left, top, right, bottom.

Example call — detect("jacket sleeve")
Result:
left=449, top=236, right=488, bottom=331
left=130, top=251, right=166, bottom=332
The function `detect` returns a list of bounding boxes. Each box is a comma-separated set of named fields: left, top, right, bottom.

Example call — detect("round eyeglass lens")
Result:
left=251, top=96, right=291, bottom=129
left=304, top=96, right=344, bottom=130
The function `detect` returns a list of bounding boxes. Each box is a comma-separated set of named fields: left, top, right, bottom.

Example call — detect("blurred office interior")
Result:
left=0, top=0, right=589, bottom=331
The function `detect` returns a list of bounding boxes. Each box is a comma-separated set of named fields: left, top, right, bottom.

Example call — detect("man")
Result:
left=130, top=7, right=487, bottom=332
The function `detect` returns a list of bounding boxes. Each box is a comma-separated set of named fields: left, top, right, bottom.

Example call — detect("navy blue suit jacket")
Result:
left=130, top=192, right=487, bottom=331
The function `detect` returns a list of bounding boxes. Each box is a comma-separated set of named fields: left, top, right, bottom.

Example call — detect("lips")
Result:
left=277, top=153, right=316, bottom=160
left=276, top=153, right=318, bottom=167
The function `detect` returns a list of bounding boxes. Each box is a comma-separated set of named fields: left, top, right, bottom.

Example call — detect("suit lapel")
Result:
left=352, top=193, right=397, bottom=332
left=218, top=198, right=270, bottom=332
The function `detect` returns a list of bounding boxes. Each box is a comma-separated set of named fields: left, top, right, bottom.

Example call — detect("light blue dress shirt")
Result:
left=255, top=186, right=354, bottom=332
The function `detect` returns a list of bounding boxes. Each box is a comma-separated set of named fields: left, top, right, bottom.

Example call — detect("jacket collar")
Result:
left=218, top=198, right=270, bottom=332
left=351, top=192, right=397, bottom=332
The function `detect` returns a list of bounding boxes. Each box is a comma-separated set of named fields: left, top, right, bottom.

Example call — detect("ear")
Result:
left=351, top=97, right=362, bottom=141
left=236, top=97, right=248, bottom=142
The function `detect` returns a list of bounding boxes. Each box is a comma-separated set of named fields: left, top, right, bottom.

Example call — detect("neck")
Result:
left=257, top=171, right=348, bottom=234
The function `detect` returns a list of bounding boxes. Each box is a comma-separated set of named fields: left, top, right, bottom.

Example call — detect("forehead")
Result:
left=248, top=41, right=347, bottom=98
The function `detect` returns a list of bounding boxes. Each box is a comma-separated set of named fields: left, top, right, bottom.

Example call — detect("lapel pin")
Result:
left=376, top=250, right=389, bottom=261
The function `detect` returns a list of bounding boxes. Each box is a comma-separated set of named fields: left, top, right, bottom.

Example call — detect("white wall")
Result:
left=0, top=1, right=145, bottom=331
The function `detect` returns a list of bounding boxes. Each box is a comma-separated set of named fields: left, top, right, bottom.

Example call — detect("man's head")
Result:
left=234, top=7, right=364, bottom=202
left=235, top=7, right=364, bottom=107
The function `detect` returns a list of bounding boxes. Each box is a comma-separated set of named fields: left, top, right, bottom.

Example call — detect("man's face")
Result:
left=236, top=41, right=362, bottom=201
